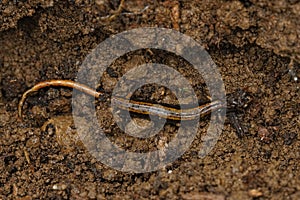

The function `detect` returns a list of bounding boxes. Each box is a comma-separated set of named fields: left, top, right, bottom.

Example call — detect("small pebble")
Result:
left=52, top=183, right=67, bottom=190
left=248, top=189, right=263, bottom=197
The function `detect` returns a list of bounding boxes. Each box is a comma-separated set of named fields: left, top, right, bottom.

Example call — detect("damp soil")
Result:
left=0, top=1, right=299, bottom=199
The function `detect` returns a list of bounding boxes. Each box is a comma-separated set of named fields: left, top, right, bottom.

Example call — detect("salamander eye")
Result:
left=240, top=92, right=253, bottom=109
left=245, top=97, right=252, bottom=108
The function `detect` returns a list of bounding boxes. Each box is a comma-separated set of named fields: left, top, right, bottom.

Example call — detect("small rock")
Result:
left=248, top=189, right=263, bottom=197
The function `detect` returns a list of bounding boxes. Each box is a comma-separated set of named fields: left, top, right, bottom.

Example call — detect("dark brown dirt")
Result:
left=0, top=0, right=299, bottom=199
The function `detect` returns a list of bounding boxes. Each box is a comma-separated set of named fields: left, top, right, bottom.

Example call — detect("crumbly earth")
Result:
left=0, top=0, right=299, bottom=199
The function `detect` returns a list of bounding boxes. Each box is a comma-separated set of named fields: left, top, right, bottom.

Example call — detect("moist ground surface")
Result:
left=0, top=1, right=299, bottom=199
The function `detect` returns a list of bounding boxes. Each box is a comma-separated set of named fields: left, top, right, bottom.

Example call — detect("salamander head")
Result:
left=226, top=89, right=252, bottom=111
